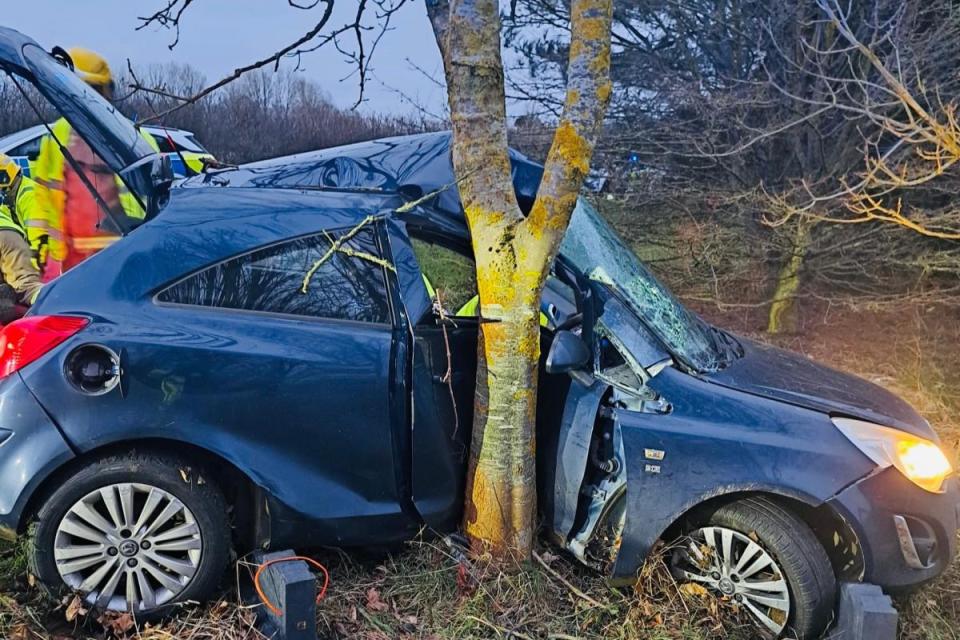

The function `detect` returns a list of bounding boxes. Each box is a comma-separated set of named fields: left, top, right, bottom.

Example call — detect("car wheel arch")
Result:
left=18, top=437, right=264, bottom=550
left=657, top=489, right=864, bottom=582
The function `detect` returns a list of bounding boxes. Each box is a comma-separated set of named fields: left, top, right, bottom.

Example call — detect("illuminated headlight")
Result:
left=833, top=417, right=954, bottom=493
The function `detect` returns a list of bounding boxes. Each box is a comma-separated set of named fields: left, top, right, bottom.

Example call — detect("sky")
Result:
left=4, top=0, right=450, bottom=117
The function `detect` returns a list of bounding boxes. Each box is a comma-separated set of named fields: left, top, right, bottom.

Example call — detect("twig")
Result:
left=394, top=168, right=478, bottom=214
left=434, top=290, right=459, bottom=439
left=465, top=614, right=534, bottom=640
left=532, top=550, right=612, bottom=611
left=301, top=216, right=378, bottom=293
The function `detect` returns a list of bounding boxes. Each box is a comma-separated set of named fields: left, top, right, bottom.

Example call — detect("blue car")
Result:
left=0, top=27, right=956, bottom=639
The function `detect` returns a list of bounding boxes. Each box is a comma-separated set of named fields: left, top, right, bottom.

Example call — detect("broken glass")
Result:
left=561, top=199, right=727, bottom=372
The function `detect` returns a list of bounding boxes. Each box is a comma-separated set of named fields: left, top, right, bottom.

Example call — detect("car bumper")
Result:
left=0, top=374, right=75, bottom=540
left=827, top=466, right=960, bottom=590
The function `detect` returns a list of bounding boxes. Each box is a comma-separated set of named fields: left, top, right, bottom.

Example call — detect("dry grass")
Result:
left=0, top=301, right=957, bottom=639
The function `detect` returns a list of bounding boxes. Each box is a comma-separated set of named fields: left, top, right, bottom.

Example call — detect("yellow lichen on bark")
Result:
left=552, top=121, right=592, bottom=175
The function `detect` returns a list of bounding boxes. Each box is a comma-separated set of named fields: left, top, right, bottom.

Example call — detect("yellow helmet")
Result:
left=68, top=47, right=113, bottom=87
left=0, top=154, right=20, bottom=190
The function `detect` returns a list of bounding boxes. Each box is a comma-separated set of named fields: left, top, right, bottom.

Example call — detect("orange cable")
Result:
left=253, top=555, right=330, bottom=617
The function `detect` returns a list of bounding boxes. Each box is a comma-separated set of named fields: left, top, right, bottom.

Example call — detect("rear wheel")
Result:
left=670, top=497, right=836, bottom=639
left=29, top=452, right=231, bottom=617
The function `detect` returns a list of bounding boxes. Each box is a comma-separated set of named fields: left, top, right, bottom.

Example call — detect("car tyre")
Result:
left=672, top=496, right=836, bottom=639
left=29, top=451, right=231, bottom=618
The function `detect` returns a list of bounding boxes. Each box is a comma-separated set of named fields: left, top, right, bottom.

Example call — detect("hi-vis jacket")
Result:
left=0, top=199, right=43, bottom=305
left=29, top=118, right=159, bottom=262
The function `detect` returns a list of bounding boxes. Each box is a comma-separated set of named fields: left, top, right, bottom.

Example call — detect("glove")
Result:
left=32, top=236, right=49, bottom=274
left=0, top=283, right=20, bottom=324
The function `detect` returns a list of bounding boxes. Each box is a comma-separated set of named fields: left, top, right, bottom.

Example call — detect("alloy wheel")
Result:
left=53, top=482, right=203, bottom=613
left=671, top=526, right=791, bottom=636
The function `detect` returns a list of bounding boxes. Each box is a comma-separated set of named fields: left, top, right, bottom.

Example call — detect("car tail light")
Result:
left=0, top=316, right=89, bottom=379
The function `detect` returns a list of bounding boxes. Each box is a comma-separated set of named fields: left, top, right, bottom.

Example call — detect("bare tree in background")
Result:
left=505, top=0, right=960, bottom=333
left=131, top=0, right=409, bottom=120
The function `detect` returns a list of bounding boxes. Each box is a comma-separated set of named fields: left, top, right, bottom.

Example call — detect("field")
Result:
left=1, top=301, right=958, bottom=640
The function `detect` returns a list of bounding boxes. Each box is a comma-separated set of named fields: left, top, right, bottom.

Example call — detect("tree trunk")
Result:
left=767, top=221, right=813, bottom=334
left=427, top=0, right=613, bottom=558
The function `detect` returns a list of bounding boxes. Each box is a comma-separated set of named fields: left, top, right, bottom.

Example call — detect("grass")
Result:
left=0, top=301, right=957, bottom=639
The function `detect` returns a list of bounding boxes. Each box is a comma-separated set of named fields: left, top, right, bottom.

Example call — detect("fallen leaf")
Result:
left=679, top=582, right=710, bottom=598
left=365, top=587, right=389, bottom=612
left=65, top=595, right=87, bottom=622
left=8, top=624, right=30, bottom=640
left=99, top=611, right=135, bottom=635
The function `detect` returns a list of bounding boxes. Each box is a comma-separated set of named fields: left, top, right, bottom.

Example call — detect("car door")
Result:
left=383, top=220, right=479, bottom=531
left=26, top=218, right=418, bottom=547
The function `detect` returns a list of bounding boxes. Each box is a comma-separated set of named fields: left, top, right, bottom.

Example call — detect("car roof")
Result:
left=182, top=131, right=545, bottom=219
left=0, top=124, right=46, bottom=149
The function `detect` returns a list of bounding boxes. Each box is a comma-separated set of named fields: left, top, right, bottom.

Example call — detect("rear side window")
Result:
left=157, top=225, right=391, bottom=323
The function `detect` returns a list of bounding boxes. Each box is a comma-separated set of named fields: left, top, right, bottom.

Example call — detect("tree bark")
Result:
left=427, top=0, right=612, bottom=558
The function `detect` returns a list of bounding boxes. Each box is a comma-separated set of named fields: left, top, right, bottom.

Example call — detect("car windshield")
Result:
left=561, top=199, right=734, bottom=372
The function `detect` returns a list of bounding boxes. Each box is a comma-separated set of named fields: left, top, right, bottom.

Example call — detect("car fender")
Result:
left=0, top=374, right=76, bottom=537
left=606, top=367, right=877, bottom=579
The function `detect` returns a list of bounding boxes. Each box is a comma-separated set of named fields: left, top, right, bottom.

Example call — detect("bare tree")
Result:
left=505, top=0, right=960, bottom=334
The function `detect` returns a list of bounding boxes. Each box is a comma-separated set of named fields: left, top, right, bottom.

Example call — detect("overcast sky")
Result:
left=4, top=1, right=449, bottom=117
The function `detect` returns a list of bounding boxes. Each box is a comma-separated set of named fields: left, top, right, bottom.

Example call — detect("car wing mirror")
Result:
left=545, top=330, right=591, bottom=375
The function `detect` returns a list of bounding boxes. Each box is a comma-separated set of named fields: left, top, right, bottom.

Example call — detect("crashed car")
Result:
left=0, top=27, right=957, bottom=639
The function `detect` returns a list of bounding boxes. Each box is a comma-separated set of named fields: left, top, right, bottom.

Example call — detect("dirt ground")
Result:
left=1, top=300, right=958, bottom=639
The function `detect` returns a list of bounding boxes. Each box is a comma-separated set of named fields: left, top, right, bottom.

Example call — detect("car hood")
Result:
left=705, top=337, right=935, bottom=440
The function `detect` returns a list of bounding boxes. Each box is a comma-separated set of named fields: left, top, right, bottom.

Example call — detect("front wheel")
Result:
left=670, top=496, right=836, bottom=639
left=29, top=452, right=231, bottom=617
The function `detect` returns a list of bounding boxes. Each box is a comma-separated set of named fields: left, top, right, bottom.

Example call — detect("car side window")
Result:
left=158, top=226, right=391, bottom=323
left=7, top=135, right=42, bottom=159
left=410, top=237, right=478, bottom=314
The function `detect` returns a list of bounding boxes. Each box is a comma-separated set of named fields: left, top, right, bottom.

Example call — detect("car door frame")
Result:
left=381, top=215, right=481, bottom=530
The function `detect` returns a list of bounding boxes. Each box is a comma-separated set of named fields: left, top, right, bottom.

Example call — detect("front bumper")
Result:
left=0, top=374, right=75, bottom=539
left=828, top=466, right=960, bottom=590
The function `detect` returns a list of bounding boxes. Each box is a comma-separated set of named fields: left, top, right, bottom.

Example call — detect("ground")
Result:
left=0, top=300, right=957, bottom=640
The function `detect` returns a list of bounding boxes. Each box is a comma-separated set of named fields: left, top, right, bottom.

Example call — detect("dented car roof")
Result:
left=182, top=131, right=545, bottom=218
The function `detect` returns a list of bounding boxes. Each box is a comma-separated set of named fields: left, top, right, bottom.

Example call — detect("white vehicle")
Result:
left=0, top=124, right=214, bottom=178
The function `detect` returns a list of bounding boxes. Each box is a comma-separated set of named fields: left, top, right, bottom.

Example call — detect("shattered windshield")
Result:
left=561, top=199, right=733, bottom=372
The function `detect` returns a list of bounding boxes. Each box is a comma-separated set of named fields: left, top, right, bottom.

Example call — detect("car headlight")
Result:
left=833, top=417, right=954, bottom=493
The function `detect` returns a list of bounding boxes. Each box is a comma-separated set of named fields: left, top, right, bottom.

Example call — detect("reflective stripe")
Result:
left=70, top=236, right=118, bottom=251
left=24, top=221, right=63, bottom=240
left=33, top=177, right=64, bottom=190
